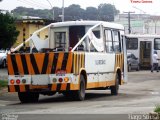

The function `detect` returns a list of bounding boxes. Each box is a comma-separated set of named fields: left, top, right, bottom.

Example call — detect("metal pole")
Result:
left=128, top=12, right=131, bottom=34
left=123, top=11, right=135, bottom=34
left=62, top=0, right=64, bottom=22
left=155, top=21, right=157, bottom=34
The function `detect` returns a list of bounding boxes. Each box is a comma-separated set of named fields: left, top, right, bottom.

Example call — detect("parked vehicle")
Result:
left=126, top=34, right=160, bottom=69
left=0, top=50, right=7, bottom=68
left=127, top=53, right=140, bottom=72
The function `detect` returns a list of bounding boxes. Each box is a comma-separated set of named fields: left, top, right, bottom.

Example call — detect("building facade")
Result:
left=14, top=19, right=54, bottom=48
left=115, top=14, right=160, bottom=34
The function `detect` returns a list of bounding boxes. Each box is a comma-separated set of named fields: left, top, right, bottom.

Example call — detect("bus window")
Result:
left=154, top=38, right=160, bottom=50
left=105, top=30, right=113, bottom=52
left=126, top=38, right=138, bottom=50
left=112, top=31, right=121, bottom=52
left=55, top=32, right=66, bottom=49
left=93, top=31, right=100, bottom=39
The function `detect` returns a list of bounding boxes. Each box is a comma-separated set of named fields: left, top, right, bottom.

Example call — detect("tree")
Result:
left=11, top=4, right=120, bottom=22
left=98, top=4, right=119, bottom=21
left=85, top=7, right=98, bottom=20
left=65, top=4, right=85, bottom=21
left=0, top=12, right=19, bottom=49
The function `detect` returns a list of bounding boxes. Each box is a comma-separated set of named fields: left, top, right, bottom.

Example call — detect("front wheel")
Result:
left=1, top=60, right=6, bottom=68
left=136, top=65, right=140, bottom=71
left=18, top=92, right=39, bottom=103
left=110, top=73, right=119, bottom=95
left=128, top=65, right=131, bottom=72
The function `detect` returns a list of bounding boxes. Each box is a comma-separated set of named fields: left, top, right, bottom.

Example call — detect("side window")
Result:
left=54, top=32, right=66, bottom=48
left=154, top=38, right=160, bottom=50
left=126, top=38, right=138, bottom=50
left=105, top=30, right=113, bottom=52
left=112, top=31, right=121, bottom=52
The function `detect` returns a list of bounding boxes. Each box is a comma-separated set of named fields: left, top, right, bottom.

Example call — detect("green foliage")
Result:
left=0, top=12, right=19, bottom=49
left=98, top=3, right=119, bottom=21
left=0, top=80, right=8, bottom=89
left=11, top=4, right=119, bottom=22
left=154, top=105, right=160, bottom=113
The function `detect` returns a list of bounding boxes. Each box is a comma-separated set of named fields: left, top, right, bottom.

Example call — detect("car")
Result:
left=127, top=53, right=140, bottom=72
left=0, top=50, right=7, bottom=68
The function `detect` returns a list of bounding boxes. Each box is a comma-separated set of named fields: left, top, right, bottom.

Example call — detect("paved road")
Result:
left=0, top=68, right=8, bottom=80
left=0, top=71, right=160, bottom=120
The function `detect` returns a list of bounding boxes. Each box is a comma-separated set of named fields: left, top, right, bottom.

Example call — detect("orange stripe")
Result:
left=19, top=85, right=26, bottom=92
left=9, top=85, right=15, bottom=92
left=87, top=80, right=115, bottom=89
left=60, top=83, right=67, bottom=90
left=47, top=53, right=54, bottom=74
left=25, top=54, right=32, bottom=74
left=56, top=53, right=64, bottom=70
left=70, top=83, right=79, bottom=90
left=34, top=53, right=45, bottom=74
left=30, top=85, right=48, bottom=89
left=51, top=84, right=57, bottom=91
left=66, top=52, right=73, bottom=73
left=7, top=55, right=14, bottom=75
left=15, top=54, right=24, bottom=75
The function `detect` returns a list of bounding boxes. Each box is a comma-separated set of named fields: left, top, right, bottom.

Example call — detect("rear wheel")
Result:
left=110, top=73, right=119, bottom=95
left=74, top=75, right=86, bottom=101
left=18, top=92, right=39, bottom=103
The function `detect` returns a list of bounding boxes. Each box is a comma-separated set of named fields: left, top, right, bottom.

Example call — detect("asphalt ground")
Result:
left=0, top=69, right=160, bottom=120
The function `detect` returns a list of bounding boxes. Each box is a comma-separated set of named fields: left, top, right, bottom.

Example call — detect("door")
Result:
left=140, top=41, right=151, bottom=68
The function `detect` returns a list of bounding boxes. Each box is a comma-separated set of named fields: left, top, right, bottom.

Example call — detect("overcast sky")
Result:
left=0, top=0, right=160, bottom=15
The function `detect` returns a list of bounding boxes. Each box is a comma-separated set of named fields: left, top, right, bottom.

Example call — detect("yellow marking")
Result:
left=76, top=53, right=79, bottom=74
left=79, top=53, right=82, bottom=70
left=86, top=80, right=116, bottom=89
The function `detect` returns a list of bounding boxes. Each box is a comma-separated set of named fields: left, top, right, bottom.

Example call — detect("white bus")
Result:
left=126, top=34, right=160, bottom=68
left=7, top=21, right=128, bottom=102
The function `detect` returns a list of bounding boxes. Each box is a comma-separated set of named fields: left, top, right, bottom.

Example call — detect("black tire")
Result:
left=110, top=73, right=119, bottom=95
left=1, top=60, right=6, bottom=68
left=74, top=75, right=86, bottom=101
left=136, top=65, right=140, bottom=71
left=128, top=65, right=131, bottom=72
left=18, top=92, right=39, bottom=103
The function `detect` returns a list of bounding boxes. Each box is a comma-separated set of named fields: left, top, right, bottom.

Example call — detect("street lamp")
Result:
left=46, top=0, right=54, bottom=20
